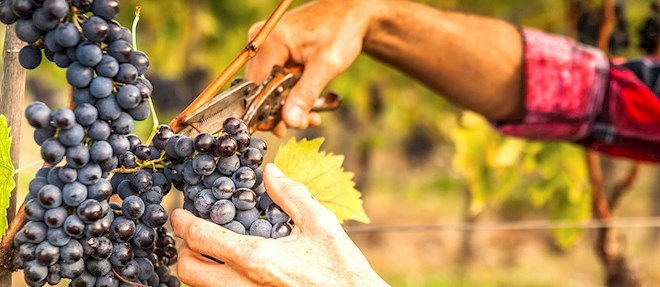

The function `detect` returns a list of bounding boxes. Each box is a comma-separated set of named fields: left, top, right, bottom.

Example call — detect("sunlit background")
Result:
left=5, top=0, right=660, bottom=286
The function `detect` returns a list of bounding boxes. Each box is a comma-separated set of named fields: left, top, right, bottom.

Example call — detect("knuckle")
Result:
left=187, top=221, right=207, bottom=245
left=247, top=22, right=264, bottom=38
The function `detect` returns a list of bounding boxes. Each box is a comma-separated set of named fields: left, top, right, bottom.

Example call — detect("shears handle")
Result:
left=244, top=63, right=341, bottom=132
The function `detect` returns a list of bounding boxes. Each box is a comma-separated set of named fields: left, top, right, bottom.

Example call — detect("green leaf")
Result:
left=274, top=138, right=369, bottom=223
left=0, top=115, right=14, bottom=241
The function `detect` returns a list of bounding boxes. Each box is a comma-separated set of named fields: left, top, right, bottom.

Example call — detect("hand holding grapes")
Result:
left=171, top=163, right=389, bottom=287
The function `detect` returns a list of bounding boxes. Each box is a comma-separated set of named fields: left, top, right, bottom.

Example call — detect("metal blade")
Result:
left=180, top=80, right=260, bottom=137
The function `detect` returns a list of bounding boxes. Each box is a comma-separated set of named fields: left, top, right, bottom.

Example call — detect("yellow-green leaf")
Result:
left=0, top=115, right=15, bottom=240
left=274, top=138, right=369, bottom=224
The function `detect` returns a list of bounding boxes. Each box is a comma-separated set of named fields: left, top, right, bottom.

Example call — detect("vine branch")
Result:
left=169, top=0, right=294, bottom=133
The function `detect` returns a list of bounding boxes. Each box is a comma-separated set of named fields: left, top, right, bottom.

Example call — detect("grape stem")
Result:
left=12, top=160, right=44, bottom=175
left=132, top=6, right=141, bottom=51
left=145, top=96, right=160, bottom=145
left=168, top=0, right=294, bottom=133
left=111, top=157, right=166, bottom=174
left=112, top=268, right=149, bottom=287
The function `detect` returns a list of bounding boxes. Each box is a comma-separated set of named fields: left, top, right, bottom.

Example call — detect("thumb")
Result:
left=283, top=60, right=336, bottom=129
left=263, top=163, right=331, bottom=228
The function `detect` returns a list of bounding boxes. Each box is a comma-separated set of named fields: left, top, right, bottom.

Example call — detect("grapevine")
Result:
left=0, top=0, right=295, bottom=286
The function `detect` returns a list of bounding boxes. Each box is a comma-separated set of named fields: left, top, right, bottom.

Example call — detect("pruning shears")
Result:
left=178, top=64, right=341, bottom=137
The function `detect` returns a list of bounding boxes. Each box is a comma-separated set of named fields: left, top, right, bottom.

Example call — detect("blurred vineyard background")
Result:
left=4, top=0, right=660, bottom=286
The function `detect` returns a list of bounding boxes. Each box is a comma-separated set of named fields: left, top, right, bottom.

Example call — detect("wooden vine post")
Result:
left=0, top=24, right=26, bottom=286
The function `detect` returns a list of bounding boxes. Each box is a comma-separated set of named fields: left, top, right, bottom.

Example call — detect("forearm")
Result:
left=363, top=0, right=524, bottom=121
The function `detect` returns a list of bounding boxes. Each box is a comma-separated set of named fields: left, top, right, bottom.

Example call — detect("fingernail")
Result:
left=266, top=163, right=284, bottom=177
left=287, top=106, right=305, bottom=127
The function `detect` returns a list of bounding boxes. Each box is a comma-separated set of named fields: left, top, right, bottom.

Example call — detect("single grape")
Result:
left=17, top=243, right=36, bottom=262
left=249, top=219, right=272, bottom=238
left=35, top=241, right=59, bottom=266
left=116, top=84, right=141, bottom=109
left=132, top=223, right=156, bottom=249
left=234, top=130, right=251, bottom=152
left=130, top=50, right=150, bottom=75
left=217, top=154, right=240, bottom=175
left=66, top=62, right=93, bottom=88
left=240, top=147, right=263, bottom=169
left=111, top=112, right=135, bottom=135
left=232, top=188, right=257, bottom=210
left=76, top=42, right=103, bottom=67
left=211, top=176, right=235, bottom=200
left=52, top=108, right=75, bottom=129
left=46, top=227, right=71, bottom=247
left=77, top=162, right=102, bottom=185
left=0, top=0, right=17, bottom=24
left=63, top=215, right=85, bottom=239
left=60, top=259, right=86, bottom=279
left=174, top=136, right=195, bottom=158
left=194, top=190, right=216, bottom=214
left=119, top=151, right=136, bottom=168
left=23, top=221, right=48, bottom=244
left=122, top=195, right=146, bottom=220
left=56, top=23, right=81, bottom=48
left=213, top=134, right=237, bottom=157
left=108, top=134, right=131, bottom=155
left=62, top=182, right=88, bottom=206
left=28, top=177, right=48, bottom=199
left=209, top=200, right=236, bottom=225
left=86, top=258, right=112, bottom=276
left=222, top=117, right=244, bottom=135
left=37, top=184, right=62, bottom=208
left=25, top=102, right=52, bottom=129
left=73, top=88, right=96, bottom=106
left=89, top=76, right=114, bottom=98
left=33, top=126, right=56, bottom=146
left=183, top=184, right=204, bottom=201
left=77, top=199, right=104, bottom=223
left=116, top=180, right=138, bottom=200
left=140, top=190, right=163, bottom=205
left=24, top=199, right=45, bottom=222
left=109, top=242, right=133, bottom=267
left=24, top=260, right=48, bottom=283
left=15, top=19, right=41, bottom=44
left=19, top=45, right=42, bottom=70
left=235, top=207, right=260, bottom=229
left=87, top=120, right=111, bottom=140
left=192, top=152, right=216, bottom=176
left=249, top=137, right=267, bottom=155
left=89, top=236, right=113, bottom=260
left=58, top=124, right=84, bottom=147
left=232, top=166, right=256, bottom=189
left=73, top=103, right=98, bottom=127
left=271, top=222, right=293, bottom=239
left=32, top=8, right=59, bottom=31
left=129, top=169, right=153, bottom=192
left=127, top=99, right=151, bottom=121
left=109, top=216, right=135, bottom=245
left=58, top=165, right=78, bottom=184
left=43, top=0, right=69, bottom=18
left=141, top=204, right=168, bottom=228
left=91, top=0, right=119, bottom=20
left=82, top=15, right=109, bottom=42
left=96, top=55, right=119, bottom=78
left=134, top=77, right=153, bottom=99
left=96, top=95, right=122, bottom=121
left=221, top=221, right=246, bottom=235
left=181, top=160, right=202, bottom=185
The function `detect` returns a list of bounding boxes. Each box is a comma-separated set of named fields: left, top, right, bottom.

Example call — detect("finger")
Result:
left=171, top=209, right=262, bottom=267
left=245, top=22, right=291, bottom=84
left=282, top=60, right=336, bottom=129
left=263, top=163, right=328, bottom=227
left=272, top=122, right=287, bottom=138
left=307, top=112, right=322, bottom=127
left=178, top=244, right=257, bottom=287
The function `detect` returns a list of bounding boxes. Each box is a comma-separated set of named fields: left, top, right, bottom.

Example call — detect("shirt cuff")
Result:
left=495, top=28, right=610, bottom=141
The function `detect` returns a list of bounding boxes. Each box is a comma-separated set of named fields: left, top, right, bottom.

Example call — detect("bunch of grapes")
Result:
left=639, top=3, right=660, bottom=55
left=1, top=0, right=180, bottom=286
left=155, top=118, right=294, bottom=239
left=576, top=2, right=630, bottom=53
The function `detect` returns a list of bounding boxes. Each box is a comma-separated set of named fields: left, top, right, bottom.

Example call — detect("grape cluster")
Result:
left=640, top=3, right=660, bottom=55
left=576, top=2, right=630, bottom=53
left=156, top=118, right=294, bottom=239
left=4, top=0, right=180, bottom=286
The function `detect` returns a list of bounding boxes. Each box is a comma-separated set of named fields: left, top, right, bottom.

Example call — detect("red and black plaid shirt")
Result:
left=496, top=29, right=660, bottom=163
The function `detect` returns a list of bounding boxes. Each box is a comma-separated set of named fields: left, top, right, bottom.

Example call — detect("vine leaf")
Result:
left=274, top=138, right=369, bottom=224
left=0, top=115, right=15, bottom=241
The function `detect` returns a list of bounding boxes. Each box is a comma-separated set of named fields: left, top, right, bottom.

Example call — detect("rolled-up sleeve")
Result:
left=495, top=28, right=660, bottom=162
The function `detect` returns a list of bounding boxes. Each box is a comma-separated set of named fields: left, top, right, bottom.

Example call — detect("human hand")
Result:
left=171, top=163, right=389, bottom=287
left=245, top=0, right=385, bottom=136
